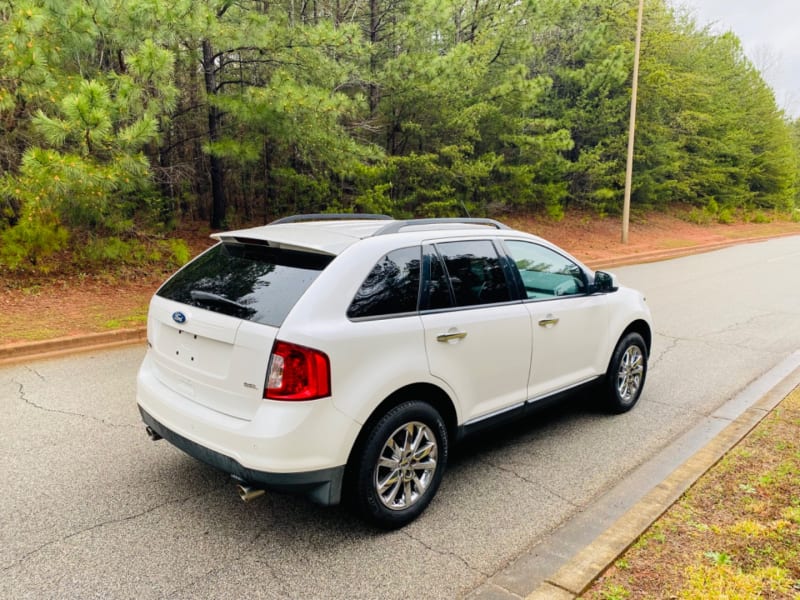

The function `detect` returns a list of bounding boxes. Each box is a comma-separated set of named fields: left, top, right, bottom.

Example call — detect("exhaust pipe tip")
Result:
left=237, top=484, right=266, bottom=502
left=145, top=425, right=162, bottom=441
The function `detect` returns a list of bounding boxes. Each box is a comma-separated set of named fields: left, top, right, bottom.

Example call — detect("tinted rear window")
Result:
left=347, top=247, right=421, bottom=319
left=157, top=243, right=332, bottom=327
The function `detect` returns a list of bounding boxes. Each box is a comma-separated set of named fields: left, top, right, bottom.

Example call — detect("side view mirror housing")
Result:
left=590, top=271, right=619, bottom=294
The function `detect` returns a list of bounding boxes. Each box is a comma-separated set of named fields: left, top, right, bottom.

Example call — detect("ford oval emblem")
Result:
left=172, top=311, right=187, bottom=324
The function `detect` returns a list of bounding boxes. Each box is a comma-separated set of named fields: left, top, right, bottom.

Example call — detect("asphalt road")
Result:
left=3, top=236, right=800, bottom=599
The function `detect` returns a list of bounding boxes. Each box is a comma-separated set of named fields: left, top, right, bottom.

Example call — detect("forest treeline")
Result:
left=1, top=0, right=799, bottom=271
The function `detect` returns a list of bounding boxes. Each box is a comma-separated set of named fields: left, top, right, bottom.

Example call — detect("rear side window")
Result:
left=157, top=243, right=332, bottom=327
left=347, top=247, right=421, bottom=319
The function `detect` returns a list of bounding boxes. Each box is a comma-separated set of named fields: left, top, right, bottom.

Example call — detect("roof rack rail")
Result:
left=270, top=213, right=392, bottom=225
left=372, top=217, right=509, bottom=236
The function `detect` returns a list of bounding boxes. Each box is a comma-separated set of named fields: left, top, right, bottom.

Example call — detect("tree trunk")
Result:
left=368, top=0, right=379, bottom=114
left=263, top=139, right=274, bottom=223
left=202, top=40, right=227, bottom=229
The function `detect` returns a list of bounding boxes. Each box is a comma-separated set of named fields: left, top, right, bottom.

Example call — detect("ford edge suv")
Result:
left=137, top=215, right=652, bottom=528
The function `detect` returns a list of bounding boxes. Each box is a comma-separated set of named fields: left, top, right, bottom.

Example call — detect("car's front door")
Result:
left=420, top=240, right=532, bottom=424
left=504, top=240, right=612, bottom=400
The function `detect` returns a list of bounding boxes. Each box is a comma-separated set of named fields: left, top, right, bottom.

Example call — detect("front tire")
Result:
left=604, top=332, right=647, bottom=414
left=352, top=401, right=448, bottom=529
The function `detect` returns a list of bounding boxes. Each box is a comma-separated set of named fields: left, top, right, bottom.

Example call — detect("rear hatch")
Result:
left=146, top=241, right=333, bottom=420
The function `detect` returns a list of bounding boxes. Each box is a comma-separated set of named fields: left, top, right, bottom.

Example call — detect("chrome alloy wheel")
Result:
left=374, top=421, right=438, bottom=511
left=616, top=344, right=644, bottom=402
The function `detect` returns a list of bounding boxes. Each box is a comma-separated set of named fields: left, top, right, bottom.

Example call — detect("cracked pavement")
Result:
left=2, top=236, right=800, bottom=599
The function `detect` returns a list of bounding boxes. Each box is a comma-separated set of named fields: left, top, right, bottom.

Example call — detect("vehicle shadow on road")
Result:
left=449, top=385, right=614, bottom=466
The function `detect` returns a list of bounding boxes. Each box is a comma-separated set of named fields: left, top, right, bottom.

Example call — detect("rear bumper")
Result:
left=139, top=406, right=346, bottom=506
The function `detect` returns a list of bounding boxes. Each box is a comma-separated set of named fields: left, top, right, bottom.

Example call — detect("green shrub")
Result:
left=686, top=207, right=712, bottom=225
left=0, top=210, right=69, bottom=271
left=81, top=237, right=132, bottom=265
left=167, top=239, right=190, bottom=266
left=77, top=236, right=190, bottom=269
left=717, top=208, right=734, bottom=224
left=545, top=200, right=565, bottom=221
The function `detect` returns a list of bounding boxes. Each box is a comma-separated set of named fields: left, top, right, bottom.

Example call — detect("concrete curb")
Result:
left=525, top=357, right=800, bottom=600
left=0, top=327, right=147, bottom=367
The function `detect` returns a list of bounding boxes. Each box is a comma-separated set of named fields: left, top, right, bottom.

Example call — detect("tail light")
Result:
left=265, top=341, right=331, bottom=401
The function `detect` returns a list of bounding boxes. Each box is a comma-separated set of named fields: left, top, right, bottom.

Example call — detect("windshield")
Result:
left=157, top=242, right=333, bottom=327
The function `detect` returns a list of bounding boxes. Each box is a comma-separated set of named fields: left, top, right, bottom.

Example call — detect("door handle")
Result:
left=436, top=331, right=468, bottom=343
left=538, top=316, right=559, bottom=328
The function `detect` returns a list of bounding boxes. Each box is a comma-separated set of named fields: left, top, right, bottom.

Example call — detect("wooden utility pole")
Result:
left=622, top=0, right=644, bottom=244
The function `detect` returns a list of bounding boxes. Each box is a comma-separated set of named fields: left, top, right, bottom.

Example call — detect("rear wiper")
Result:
left=190, top=290, right=253, bottom=314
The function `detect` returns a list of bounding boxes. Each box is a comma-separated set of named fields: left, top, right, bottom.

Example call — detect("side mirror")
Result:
left=591, top=271, right=619, bottom=294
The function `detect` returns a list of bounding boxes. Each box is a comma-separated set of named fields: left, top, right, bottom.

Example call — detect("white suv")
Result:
left=137, top=215, right=652, bottom=528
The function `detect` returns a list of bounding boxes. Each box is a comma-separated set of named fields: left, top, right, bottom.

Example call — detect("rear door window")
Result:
left=422, top=248, right=455, bottom=310
left=157, top=242, right=332, bottom=327
left=435, top=240, right=512, bottom=307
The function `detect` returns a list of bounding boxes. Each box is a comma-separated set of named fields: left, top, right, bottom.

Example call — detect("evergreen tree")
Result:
left=636, top=8, right=796, bottom=214
left=1, top=1, right=177, bottom=269
left=1, top=0, right=798, bottom=272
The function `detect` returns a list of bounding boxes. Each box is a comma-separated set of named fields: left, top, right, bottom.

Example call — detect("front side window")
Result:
left=435, top=240, right=512, bottom=307
left=347, top=247, right=421, bottom=319
left=505, top=240, right=585, bottom=299
left=157, top=242, right=332, bottom=327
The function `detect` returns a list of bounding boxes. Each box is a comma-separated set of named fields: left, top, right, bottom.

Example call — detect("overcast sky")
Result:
left=671, top=0, right=800, bottom=118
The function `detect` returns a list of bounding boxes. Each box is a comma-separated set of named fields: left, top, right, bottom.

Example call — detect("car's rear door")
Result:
left=420, top=240, right=532, bottom=424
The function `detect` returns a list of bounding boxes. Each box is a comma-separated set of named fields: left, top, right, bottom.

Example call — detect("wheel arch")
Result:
left=604, top=319, right=651, bottom=375
left=603, top=320, right=650, bottom=414
left=620, top=319, right=652, bottom=355
left=343, top=383, right=457, bottom=489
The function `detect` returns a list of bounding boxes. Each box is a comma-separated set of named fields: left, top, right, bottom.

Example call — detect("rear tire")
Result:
left=352, top=401, right=448, bottom=529
left=604, top=332, right=647, bottom=414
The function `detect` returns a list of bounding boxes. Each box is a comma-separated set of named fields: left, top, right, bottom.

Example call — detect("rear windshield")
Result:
left=157, top=242, right=333, bottom=327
